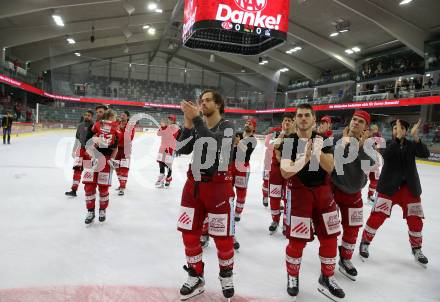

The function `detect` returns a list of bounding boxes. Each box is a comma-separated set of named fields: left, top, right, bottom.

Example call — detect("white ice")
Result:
left=0, top=130, right=439, bottom=302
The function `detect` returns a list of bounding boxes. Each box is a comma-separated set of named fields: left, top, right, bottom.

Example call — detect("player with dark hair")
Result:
left=232, top=118, right=258, bottom=222
left=281, top=103, right=345, bottom=301
left=65, top=110, right=94, bottom=197
left=177, top=89, right=236, bottom=301
left=360, top=119, right=430, bottom=267
left=268, top=112, right=295, bottom=235
left=262, top=126, right=282, bottom=207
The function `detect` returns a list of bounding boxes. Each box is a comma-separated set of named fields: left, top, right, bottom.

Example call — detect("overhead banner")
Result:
left=183, top=0, right=290, bottom=55
left=1, top=73, right=440, bottom=114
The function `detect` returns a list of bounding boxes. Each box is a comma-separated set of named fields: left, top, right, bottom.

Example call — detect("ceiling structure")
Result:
left=1, top=0, right=439, bottom=91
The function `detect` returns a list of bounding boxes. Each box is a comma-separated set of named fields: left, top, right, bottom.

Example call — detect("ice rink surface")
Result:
left=0, top=130, right=439, bottom=302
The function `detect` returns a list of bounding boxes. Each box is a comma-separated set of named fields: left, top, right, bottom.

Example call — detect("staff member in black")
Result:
left=2, top=111, right=13, bottom=145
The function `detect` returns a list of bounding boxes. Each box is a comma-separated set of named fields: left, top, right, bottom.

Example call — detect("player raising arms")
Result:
left=360, top=119, right=430, bottom=267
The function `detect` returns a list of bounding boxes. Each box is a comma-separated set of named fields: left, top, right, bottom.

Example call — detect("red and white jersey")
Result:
left=117, top=121, right=135, bottom=148
left=92, top=120, right=119, bottom=155
left=157, top=124, right=181, bottom=154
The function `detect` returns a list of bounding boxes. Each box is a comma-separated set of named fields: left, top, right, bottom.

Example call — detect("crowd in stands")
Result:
left=359, top=52, right=424, bottom=81
left=66, top=76, right=219, bottom=105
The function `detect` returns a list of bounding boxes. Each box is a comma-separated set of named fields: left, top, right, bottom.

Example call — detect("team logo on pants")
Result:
left=290, top=216, right=311, bottom=239
left=269, top=184, right=282, bottom=198
left=178, top=207, right=194, bottom=230
left=208, top=213, right=228, bottom=236
left=322, top=211, right=341, bottom=235
left=348, top=208, right=363, bottom=226
left=374, top=197, right=392, bottom=216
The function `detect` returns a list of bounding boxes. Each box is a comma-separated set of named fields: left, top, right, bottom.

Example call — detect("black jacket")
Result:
left=2, top=116, right=13, bottom=129
left=377, top=137, right=430, bottom=197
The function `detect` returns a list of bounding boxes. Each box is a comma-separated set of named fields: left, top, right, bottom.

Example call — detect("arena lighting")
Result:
left=339, top=29, right=349, bottom=33
left=399, top=0, right=413, bottom=5
left=280, top=68, right=289, bottom=72
left=143, top=25, right=150, bottom=29
left=286, top=46, right=303, bottom=54
left=426, top=73, right=431, bottom=77
left=147, top=2, right=158, bottom=11
left=258, top=57, right=268, bottom=65
left=52, top=14, right=64, bottom=27
left=66, top=38, right=76, bottom=44
left=352, top=46, right=361, bottom=52
left=345, top=49, right=354, bottom=54
left=329, top=32, right=339, bottom=37
left=74, top=52, right=81, bottom=57
left=147, top=27, right=156, bottom=35
left=155, top=8, right=163, bottom=13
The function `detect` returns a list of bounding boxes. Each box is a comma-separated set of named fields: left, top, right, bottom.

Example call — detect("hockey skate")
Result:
left=65, top=190, right=77, bottom=197
left=412, top=247, right=428, bottom=268
left=180, top=265, right=205, bottom=301
left=338, top=247, right=357, bottom=281
left=164, top=177, right=172, bottom=188
left=318, top=274, right=345, bottom=301
left=269, top=221, right=279, bottom=235
left=287, top=274, right=299, bottom=300
left=262, top=197, right=268, bottom=207
left=118, top=188, right=125, bottom=196
left=233, top=237, right=240, bottom=250
left=219, top=269, right=234, bottom=300
left=155, top=174, right=165, bottom=188
left=200, top=235, right=209, bottom=249
left=85, top=210, right=95, bottom=224
left=234, top=213, right=241, bottom=222
left=99, top=209, right=106, bottom=222
left=359, top=241, right=370, bottom=261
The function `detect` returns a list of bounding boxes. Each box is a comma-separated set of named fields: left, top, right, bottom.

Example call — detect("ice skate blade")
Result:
left=318, top=286, right=343, bottom=302
left=359, top=254, right=368, bottom=263
left=269, top=229, right=278, bottom=235
left=414, top=257, right=428, bottom=269
left=180, top=287, right=205, bottom=301
left=338, top=267, right=356, bottom=281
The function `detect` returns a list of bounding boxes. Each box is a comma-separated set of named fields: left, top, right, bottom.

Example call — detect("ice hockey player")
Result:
left=156, top=114, right=181, bottom=188
left=367, top=124, right=382, bottom=203
left=177, top=89, right=236, bottom=301
left=65, top=109, right=94, bottom=197
left=360, top=119, right=430, bottom=267
left=262, top=127, right=282, bottom=207
left=331, top=110, right=375, bottom=280
left=231, top=118, right=257, bottom=222
left=268, top=113, right=295, bottom=235
left=280, top=104, right=345, bottom=301
left=83, top=109, right=119, bottom=224
left=114, top=111, right=135, bottom=196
